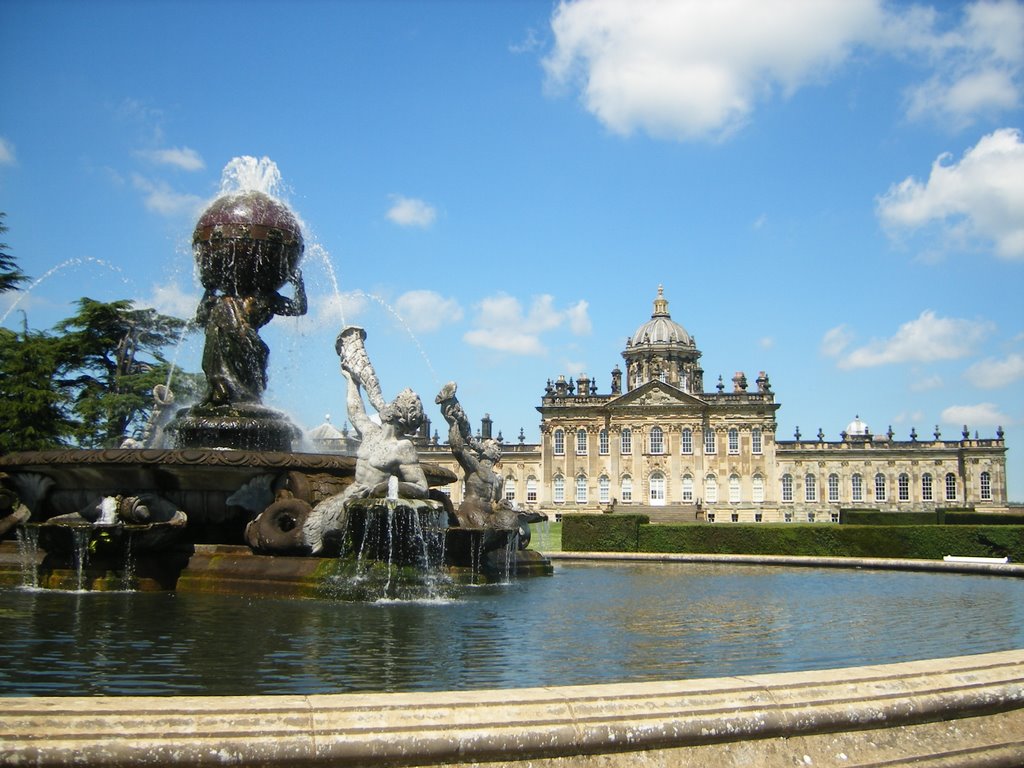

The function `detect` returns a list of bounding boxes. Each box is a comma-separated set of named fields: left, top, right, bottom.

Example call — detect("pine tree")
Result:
left=0, top=213, right=29, bottom=294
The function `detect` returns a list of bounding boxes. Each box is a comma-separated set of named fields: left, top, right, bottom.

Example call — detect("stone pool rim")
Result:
left=2, top=551, right=1023, bottom=765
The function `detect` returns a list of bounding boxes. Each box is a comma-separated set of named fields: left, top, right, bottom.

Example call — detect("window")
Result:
left=620, top=428, right=632, bottom=455
left=681, top=428, right=693, bottom=454
left=649, top=472, right=666, bottom=504
left=980, top=471, right=992, bottom=501
left=751, top=428, right=762, bottom=455
left=504, top=477, right=516, bottom=503
left=704, top=429, right=716, bottom=454
left=852, top=473, right=863, bottom=502
left=649, top=426, right=664, bottom=454
left=805, top=473, right=817, bottom=502
left=731, top=512, right=739, bottom=523
left=781, top=474, right=793, bottom=502
left=599, top=429, right=609, bottom=455
left=621, top=475, right=633, bottom=502
left=682, top=474, right=694, bottom=502
left=553, top=429, right=564, bottom=456
left=828, top=473, right=840, bottom=503
left=553, top=475, right=565, bottom=503
left=707, top=512, right=716, bottom=523
left=576, top=429, right=588, bottom=455
left=752, top=474, right=764, bottom=503
left=755, top=513, right=763, bottom=522
left=729, top=474, right=741, bottom=503
left=945, top=472, right=957, bottom=501
left=728, top=428, right=739, bottom=455
left=598, top=475, right=610, bottom=504
left=875, top=473, right=886, bottom=502
left=526, top=476, right=538, bottom=504
left=705, top=474, right=718, bottom=503
left=898, top=473, right=910, bottom=502
left=576, top=475, right=588, bottom=503
left=784, top=511, right=793, bottom=523
left=922, top=473, right=933, bottom=501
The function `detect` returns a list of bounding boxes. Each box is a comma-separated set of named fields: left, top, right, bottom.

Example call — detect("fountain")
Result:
left=0, top=163, right=549, bottom=595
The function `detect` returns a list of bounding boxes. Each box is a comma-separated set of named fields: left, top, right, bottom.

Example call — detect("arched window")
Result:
left=620, top=428, right=632, bottom=455
left=728, top=428, right=739, bottom=455
left=526, top=476, right=538, bottom=503
left=875, top=473, right=886, bottom=502
left=680, top=428, right=693, bottom=454
left=751, top=428, right=763, bottom=455
left=649, top=471, right=666, bottom=504
left=752, top=474, right=765, bottom=503
left=980, top=471, right=992, bottom=501
left=781, top=474, right=793, bottom=502
left=553, top=475, right=565, bottom=503
left=704, top=428, right=716, bottom=454
left=598, top=429, right=609, bottom=455
left=682, top=474, right=694, bottom=502
left=504, top=476, right=516, bottom=503
left=576, top=429, right=588, bottom=455
left=729, top=474, right=741, bottom=503
left=851, top=474, right=863, bottom=502
left=705, top=474, right=718, bottom=503
left=576, top=474, right=588, bottom=503
left=898, top=473, right=910, bottom=501
left=649, top=426, right=664, bottom=454
left=922, top=473, right=933, bottom=501
left=598, top=475, right=610, bottom=504
left=828, top=473, right=840, bottom=503
left=553, top=429, right=564, bottom=456
left=804, top=473, right=817, bottom=502
left=945, top=472, right=957, bottom=502
left=621, top=475, right=633, bottom=503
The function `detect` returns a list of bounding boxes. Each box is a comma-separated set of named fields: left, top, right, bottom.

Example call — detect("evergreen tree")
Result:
left=54, top=298, right=196, bottom=448
left=0, top=213, right=29, bottom=294
left=0, top=327, right=75, bottom=452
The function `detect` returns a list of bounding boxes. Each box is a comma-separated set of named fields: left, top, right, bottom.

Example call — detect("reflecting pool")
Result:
left=3, top=561, right=1023, bottom=696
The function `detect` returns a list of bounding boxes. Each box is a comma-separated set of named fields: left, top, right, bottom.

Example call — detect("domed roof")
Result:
left=845, top=415, right=869, bottom=436
left=628, top=286, right=692, bottom=347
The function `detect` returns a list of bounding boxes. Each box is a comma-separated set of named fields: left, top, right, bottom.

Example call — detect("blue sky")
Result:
left=1, top=0, right=1022, bottom=499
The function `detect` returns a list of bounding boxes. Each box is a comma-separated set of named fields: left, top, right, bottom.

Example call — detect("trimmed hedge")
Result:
left=637, top=524, right=1024, bottom=561
left=562, top=514, right=649, bottom=552
left=839, top=510, right=937, bottom=526
left=940, top=510, right=1024, bottom=526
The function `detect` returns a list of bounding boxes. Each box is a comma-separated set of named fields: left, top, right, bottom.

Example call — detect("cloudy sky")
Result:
left=2, top=0, right=1022, bottom=497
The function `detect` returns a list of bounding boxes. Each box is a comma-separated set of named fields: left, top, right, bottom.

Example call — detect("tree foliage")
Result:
left=54, top=298, right=196, bottom=448
left=0, top=212, right=29, bottom=294
left=0, top=298, right=201, bottom=452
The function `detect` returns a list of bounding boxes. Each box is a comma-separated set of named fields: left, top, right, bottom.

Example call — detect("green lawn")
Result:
left=527, top=520, right=562, bottom=552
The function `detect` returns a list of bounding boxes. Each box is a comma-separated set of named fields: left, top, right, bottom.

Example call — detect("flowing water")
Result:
left=2, top=561, right=1023, bottom=697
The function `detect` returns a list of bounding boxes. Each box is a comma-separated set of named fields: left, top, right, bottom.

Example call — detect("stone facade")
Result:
left=383, top=286, right=1008, bottom=521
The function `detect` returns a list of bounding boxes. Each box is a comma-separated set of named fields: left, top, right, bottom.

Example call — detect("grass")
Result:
left=528, top=520, right=562, bottom=552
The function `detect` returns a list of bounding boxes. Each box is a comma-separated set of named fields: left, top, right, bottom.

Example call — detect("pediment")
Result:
left=610, top=381, right=706, bottom=409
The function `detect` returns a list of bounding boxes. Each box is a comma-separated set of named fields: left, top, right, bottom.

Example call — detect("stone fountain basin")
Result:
left=0, top=448, right=457, bottom=530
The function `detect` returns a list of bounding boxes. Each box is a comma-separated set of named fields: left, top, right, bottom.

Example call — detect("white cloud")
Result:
left=877, top=128, right=1024, bottom=260
left=312, top=290, right=370, bottom=331
left=964, top=352, right=1024, bottom=388
left=136, top=147, right=205, bottom=172
left=820, top=324, right=853, bottom=358
left=394, top=290, right=464, bottom=334
left=143, top=283, right=201, bottom=320
left=759, top=336, right=775, bottom=350
left=909, top=373, right=944, bottom=392
left=543, top=1, right=1023, bottom=142
left=544, top=0, right=885, bottom=141
left=386, top=195, right=437, bottom=228
left=941, top=402, right=1008, bottom=426
left=904, top=0, right=1024, bottom=126
left=832, top=310, right=992, bottom=369
left=131, top=174, right=205, bottom=217
left=464, top=293, right=591, bottom=355
left=0, top=137, right=15, bottom=166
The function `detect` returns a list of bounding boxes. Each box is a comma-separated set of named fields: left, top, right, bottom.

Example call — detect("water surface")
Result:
left=2, top=561, right=1023, bottom=696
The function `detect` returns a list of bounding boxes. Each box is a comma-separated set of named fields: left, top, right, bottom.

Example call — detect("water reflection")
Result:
left=2, top=562, right=1023, bottom=696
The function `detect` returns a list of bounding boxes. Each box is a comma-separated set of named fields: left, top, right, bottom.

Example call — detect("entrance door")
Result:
left=649, top=472, right=666, bottom=506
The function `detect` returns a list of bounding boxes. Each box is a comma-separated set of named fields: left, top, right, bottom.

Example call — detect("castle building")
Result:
left=375, top=286, right=1010, bottom=521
